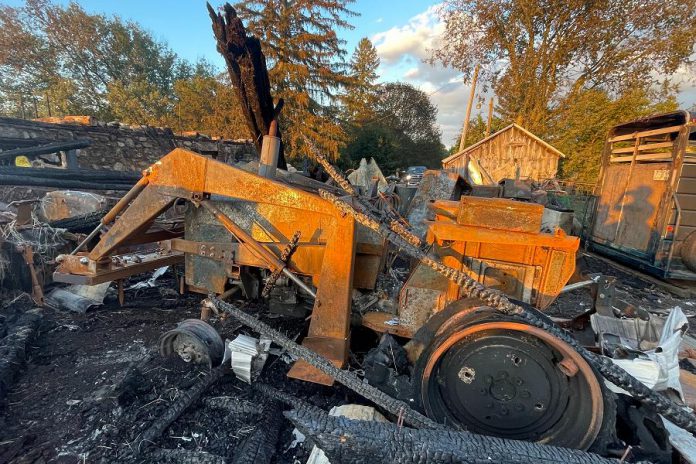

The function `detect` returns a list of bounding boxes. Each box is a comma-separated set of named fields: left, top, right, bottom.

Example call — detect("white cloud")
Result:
left=371, top=6, right=696, bottom=147
left=370, top=3, right=487, bottom=147
left=673, top=59, right=696, bottom=110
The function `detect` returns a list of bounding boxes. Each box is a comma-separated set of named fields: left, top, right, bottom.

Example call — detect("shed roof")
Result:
left=442, top=123, right=566, bottom=165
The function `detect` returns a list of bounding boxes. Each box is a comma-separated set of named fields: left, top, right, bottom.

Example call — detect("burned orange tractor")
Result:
left=50, top=143, right=620, bottom=451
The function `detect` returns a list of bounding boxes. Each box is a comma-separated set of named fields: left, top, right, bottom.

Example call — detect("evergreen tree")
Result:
left=233, top=0, right=356, bottom=160
left=343, top=37, right=379, bottom=124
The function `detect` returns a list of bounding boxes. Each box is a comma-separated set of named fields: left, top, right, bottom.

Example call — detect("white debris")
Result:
left=306, top=405, right=388, bottom=464
left=223, top=334, right=272, bottom=383
left=601, top=307, right=688, bottom=400
left=286, top=428, right=305, bottom=450
left=347, top=158, right=388, bottom=193
left=46, top=281, right=112, bottom=313
left=128, top=266, right=169, bottom=289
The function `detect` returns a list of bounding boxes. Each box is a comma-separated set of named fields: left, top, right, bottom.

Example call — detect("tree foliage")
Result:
left=233, top=0, right=357, bottom=159
left=450, top=113, right=507, bottom=155
left=431, top=0, right=695, bottom=182
left=171, top=72, right=250, bottom=140
left=342, top=82, right=445, bottom=173
left=0, top=0, right=188, bottom=123
left=433, top=0, right=696, bottom=134
left=550, top=86, right=678, bottom=183
left=0, top=0, right=251, bottom=140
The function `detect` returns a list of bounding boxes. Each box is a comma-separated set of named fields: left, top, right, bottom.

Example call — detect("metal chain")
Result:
left=319, top=189, right=696, bottom=435
left=304, top=138, right=422, bottom=248
left=261, top=231, right=301, bottom=298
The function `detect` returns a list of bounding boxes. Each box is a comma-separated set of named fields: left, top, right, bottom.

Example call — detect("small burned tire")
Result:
left=414, top=306, right=605, bottom=450
left=680, top=231, right=696, bottom=273
left=159, top=319, right=225, bottom=368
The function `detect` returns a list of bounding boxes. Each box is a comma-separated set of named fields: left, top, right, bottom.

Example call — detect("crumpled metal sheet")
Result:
left=45, top=281, right=111, bottom=313
left=38, top=190, right=107, bottom=222
left=406, top=170, right=464, bottom=239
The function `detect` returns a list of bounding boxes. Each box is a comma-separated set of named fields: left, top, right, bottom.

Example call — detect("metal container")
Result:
left=588, top=110, right=696, bottom=279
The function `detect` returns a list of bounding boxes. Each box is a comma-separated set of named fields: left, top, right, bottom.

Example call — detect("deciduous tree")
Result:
left=342, top=82, right=445, bottom=172
left=433, top=0, right=696, bottom=134
left=0, top=0, right=188, bottom=124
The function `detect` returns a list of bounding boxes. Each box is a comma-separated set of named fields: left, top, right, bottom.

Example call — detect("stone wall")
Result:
left=0, top=116, right=257, bottom=171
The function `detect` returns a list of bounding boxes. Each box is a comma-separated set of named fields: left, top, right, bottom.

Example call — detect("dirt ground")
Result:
left=0, top=255, right=694, bottom=464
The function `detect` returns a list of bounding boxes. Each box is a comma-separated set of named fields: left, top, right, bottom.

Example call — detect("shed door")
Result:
left=593, top=162, right=671, bottom=254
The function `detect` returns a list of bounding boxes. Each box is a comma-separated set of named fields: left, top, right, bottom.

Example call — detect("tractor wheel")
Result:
left=414, top=305, right=605, bottom=450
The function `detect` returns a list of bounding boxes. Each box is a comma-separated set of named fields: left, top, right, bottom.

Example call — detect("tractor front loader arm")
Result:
left=54, top=148, right=359, bottom=385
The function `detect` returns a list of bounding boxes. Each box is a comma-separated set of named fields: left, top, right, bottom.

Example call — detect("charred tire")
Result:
left=680, top=231, right=696, bottom=272
left=159, top=319, right=225, bottom=368
left=414, top=305, right=605, bottom=450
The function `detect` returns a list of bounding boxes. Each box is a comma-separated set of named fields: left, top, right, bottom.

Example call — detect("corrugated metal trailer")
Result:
left=588, top=110, right=696, bottom=279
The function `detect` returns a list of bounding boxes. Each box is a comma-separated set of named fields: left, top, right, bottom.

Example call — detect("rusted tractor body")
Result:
left=53, top=148, right=605, bottom=450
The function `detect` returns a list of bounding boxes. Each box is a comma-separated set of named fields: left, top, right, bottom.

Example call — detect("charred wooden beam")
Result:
left=134, top=367, right=225, bottom=454
left=0, top=308, right=43, bottom=403
left=231, top=400, right=283, bottom=464
left=285, top=406, right=621, bottom=464
left=0, top=139, right=91, bottom=161
left=207, top=2, right=286, bottom=169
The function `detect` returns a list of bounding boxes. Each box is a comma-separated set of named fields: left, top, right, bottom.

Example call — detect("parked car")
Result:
left=401, top=165, right=427, bottom=187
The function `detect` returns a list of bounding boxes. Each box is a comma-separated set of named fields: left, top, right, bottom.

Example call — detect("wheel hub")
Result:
left=438, top=334, right=568, bottom=437
left=417, top=318, right=604, bottom=450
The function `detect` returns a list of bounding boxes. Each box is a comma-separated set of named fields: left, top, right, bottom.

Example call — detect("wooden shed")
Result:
left=442, top=124, right=565, bottom=182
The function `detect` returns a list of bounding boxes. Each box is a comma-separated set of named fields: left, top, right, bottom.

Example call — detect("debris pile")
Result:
left=2, top=5, right=696, bottom=464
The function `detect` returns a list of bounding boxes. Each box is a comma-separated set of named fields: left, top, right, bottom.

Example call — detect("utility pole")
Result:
left=485, top=97, right=494, bottom=138
left=45, top=93, right=52, bottom=117
left=458, top=63, right=479, bottom=152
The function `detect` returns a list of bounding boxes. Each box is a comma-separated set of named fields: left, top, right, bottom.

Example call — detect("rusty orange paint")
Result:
left=426, top=197, right=578, bottom=311
left=54, top=148, right=381, bottom=386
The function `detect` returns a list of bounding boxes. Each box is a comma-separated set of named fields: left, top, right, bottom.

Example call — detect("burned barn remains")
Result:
left=2, top=3, right=696, bottom=464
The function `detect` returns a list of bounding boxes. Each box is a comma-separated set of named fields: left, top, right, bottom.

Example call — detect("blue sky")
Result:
left=27, top=1, right=435, bottom=71
left=5, top=1, right=695, bottom=146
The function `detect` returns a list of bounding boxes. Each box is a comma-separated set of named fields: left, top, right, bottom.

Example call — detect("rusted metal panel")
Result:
left=456, top=196, right=543, bottom=233
left=397, top=263, right=449, bottom=332
left=288, top=214, right=357, bottom=386
left=54, top=252, right=183, bottom=285
left=394, top=197, right=578, bottom=333
left=592, top=163, right=630, bottom=242
left=613, top=163, right=671, bottom=253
